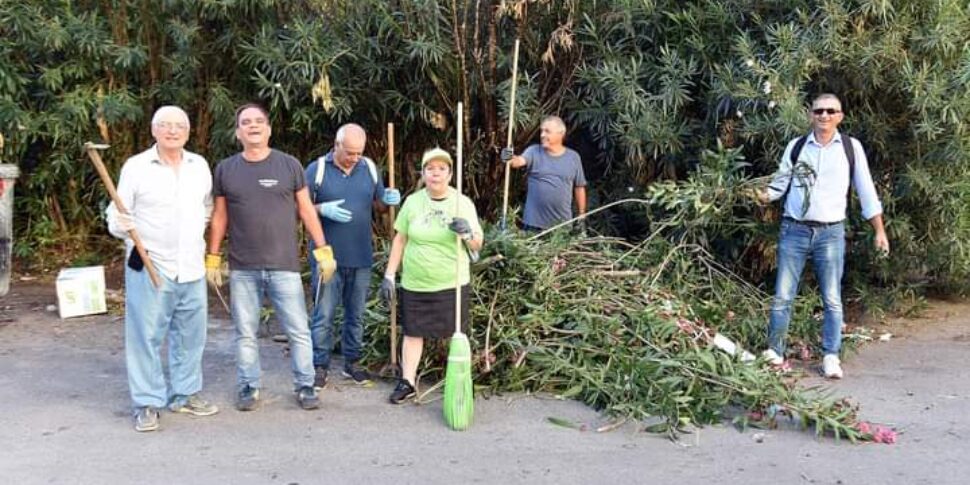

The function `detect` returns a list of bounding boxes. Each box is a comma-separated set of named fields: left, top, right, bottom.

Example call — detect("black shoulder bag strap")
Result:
left=782, top=134, right=855, bottom=205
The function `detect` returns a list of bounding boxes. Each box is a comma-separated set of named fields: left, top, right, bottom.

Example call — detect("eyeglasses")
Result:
left=812, top=108, right=841, bottom=116
left=154, top=121, right=189, bottom=132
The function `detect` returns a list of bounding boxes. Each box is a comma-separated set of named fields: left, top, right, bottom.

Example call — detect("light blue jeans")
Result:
left=229, top=270, right=315, bottom=390
left=768, top=219, right=846, bottom=356
left=309, top=266, right=370, bottom=369
left=125, top=266, right=207, bottom=409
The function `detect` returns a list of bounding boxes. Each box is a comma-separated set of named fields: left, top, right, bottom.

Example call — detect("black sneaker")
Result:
left=314, top=367, right=329, bottom=387
left=388, top=380, right=416, bottom=404
left=342, top=363, right=372, bottom=385
left=236, top=384, right=260, bottom=412
left=296, top=386, right=320, bottom=410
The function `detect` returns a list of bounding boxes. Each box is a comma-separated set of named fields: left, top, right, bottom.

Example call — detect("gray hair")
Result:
left=151, top=105, right=190, bottom=127
left=541, top=115, right=567, bottom=134
left=335, top=123, right=366, bottom=145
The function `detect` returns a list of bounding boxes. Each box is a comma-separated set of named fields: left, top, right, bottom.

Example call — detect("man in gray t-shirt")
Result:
left=206, top=103, right=337, bottom=413
left=502, top=116, right=587, bottom=230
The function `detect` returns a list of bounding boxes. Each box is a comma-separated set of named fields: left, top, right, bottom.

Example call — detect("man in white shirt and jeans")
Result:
left=757, top=93, right=890, bottom=379
left=105, top=105, right=218, bottom=432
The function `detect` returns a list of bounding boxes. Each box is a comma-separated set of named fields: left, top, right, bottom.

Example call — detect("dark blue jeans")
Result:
left=309, top=266, right=370, bottom=369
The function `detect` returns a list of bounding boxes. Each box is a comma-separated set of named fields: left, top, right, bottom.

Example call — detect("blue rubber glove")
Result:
left=382, top=188, right=401, bottom=206
left=317, top=199, right=352, bottom=223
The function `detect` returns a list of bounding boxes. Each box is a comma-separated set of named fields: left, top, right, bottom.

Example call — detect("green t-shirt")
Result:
left=395, top=187, right=483, bottom=292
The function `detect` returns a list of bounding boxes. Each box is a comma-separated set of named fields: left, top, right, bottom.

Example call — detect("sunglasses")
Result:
left=812, top=108, right=841, bottom=116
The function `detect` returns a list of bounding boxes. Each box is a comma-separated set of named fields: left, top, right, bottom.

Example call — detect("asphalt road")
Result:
left=1, top=284, right=968, bottom=484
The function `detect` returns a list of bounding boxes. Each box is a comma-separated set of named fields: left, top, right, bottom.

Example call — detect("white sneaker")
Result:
left=822, top=354, right=843, bottom=379
left=761, top=349, right=784, bottom=366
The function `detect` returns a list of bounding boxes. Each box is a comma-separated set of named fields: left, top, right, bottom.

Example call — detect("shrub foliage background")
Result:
left=2, top=0, right=969, bottom=301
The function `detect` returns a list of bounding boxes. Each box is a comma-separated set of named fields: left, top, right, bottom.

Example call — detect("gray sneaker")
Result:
left=296, top=386, right=320, bottom=410
left=236, top=385, right=260, bottom=412
left=169, top=394, right=219, bottom=417
left=134, top=407, right=160, bottom=432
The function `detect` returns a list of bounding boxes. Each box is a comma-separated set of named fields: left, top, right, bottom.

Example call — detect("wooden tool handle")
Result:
left=85, top=143, right=161, bottom=289
left=386, top=123, right=398, bottom=366
left=501, top=39, right=521, bottom=226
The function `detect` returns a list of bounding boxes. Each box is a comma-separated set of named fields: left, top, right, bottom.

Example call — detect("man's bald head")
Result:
left=334, top=123, right=367, bottom=169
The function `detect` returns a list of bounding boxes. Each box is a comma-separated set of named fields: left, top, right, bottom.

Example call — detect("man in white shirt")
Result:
left=757, top=93, right=890, bottom=379
left=105, top=106, right=218, bottom=432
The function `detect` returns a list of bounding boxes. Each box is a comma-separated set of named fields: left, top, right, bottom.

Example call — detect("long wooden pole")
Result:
left=84, top=143, right=161, bottom=289
left=501, top=39, right=520, bottom=230
left=387, top=123, right=398, bottom=369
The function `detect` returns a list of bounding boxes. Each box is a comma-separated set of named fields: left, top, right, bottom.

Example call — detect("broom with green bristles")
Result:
left=443, top=102, right=474, bottom=431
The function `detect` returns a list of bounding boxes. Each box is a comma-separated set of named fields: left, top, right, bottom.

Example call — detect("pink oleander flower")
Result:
left=856, top=421, right=898, bottom=444
left=873, top=426, right=898, bottom=444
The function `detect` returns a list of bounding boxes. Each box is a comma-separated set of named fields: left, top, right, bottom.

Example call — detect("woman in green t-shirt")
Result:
left=379, top=147, right=484, bottom=404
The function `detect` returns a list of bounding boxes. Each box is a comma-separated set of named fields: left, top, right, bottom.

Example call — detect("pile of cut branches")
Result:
left=363, top=230, right=879, bottom=441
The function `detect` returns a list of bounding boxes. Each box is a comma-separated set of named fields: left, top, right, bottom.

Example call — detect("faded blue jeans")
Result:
left=768, top=219, right=845, bottom=357
left=229, top=270, right=315, bottom=390
left=309, top=265, right=370, bottom=369
left=125, top=266, right=207, bottom=409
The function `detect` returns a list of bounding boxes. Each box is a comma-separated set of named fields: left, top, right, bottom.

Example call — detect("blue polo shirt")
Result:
left=305, top=152, right=385, bottom=268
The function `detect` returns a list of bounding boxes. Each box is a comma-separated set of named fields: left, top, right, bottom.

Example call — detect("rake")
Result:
left=443, top=102, right=473, bottom=431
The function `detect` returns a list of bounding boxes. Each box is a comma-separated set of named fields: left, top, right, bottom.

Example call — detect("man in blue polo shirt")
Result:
left=306, top=124, right=400, bottom=386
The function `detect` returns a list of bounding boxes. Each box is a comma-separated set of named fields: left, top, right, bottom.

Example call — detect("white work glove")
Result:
left=116, top=212, right=136, bottom=232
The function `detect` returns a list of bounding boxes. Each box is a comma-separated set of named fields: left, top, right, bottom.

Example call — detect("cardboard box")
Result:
left=56, top=266, right=107, bottom=319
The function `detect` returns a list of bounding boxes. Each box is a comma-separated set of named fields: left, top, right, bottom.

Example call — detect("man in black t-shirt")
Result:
left=207, top=103, right=337, bottom=412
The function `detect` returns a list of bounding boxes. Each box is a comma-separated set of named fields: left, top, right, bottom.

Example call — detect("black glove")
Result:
left=500, top=147, right=515, bottom=163
left=127, top=249, right=144, bottom=272
left=449, top=217, right=473, bottom=240
left=573, top=219, right=588, bottom=237
left=379, top=276, right=396, bottom=304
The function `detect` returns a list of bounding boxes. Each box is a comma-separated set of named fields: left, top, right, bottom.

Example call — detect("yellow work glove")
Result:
left=313, top=245, right=337, bottom=284
left=205, top=253, right=223, bottom=287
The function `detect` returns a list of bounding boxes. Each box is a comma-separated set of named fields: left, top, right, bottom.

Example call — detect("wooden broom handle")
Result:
left=455, top=103, right=464, bottom=334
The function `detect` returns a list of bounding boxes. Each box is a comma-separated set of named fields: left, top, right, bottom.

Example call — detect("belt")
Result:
left=783, top=217, right=843, bottom=228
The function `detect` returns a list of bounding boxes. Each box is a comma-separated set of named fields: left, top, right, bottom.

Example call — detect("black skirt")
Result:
left=399, top=285, right=470, bottom=338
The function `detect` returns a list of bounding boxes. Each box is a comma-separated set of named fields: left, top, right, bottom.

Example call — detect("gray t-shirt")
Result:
left=213, top=149, right=306, bottom=272
left=522, top=145, right=587, bottom=229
